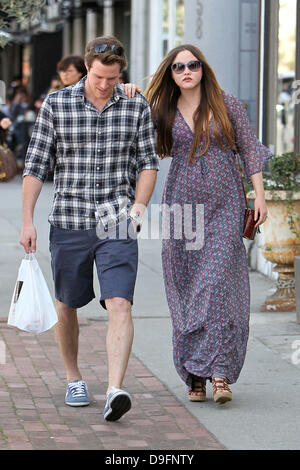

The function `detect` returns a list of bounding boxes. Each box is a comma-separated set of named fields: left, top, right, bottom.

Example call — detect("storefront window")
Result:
left=163, top=0, right=184, bottom=56
left=176, top=0, right=184, bottom=41
left=277, top=0, right=297, bottom=153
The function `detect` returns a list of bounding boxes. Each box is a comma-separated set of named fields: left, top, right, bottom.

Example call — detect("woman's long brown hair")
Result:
left=144, top=44, right=236, bottom=162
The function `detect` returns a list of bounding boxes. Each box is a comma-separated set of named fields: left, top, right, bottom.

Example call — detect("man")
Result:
left=20, top=36, right=159, bottom=421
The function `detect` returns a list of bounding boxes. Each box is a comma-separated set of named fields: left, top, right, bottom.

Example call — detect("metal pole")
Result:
left=148, top=0, right=163, bottom=77
left=72, top=1, right=83, bottom=55
left=73, top=16, right=84, bottom=55
left=130, top=0, right=147, bottom=88
left=262, top=0, right=279, bottom=154
left=258, top=0, right=265, bottom=141
left=86, top=9, right=98, bottom=43
left=103, top=0, right=114, bottom=36
left=63, top=20, right=71, bottom=56
left=168, top=0, right=177, bottom=52
left=294, top=0, right=300, bottom=154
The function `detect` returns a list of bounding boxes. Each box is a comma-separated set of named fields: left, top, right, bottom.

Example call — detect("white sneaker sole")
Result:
left=104, top=390, right=131, bottom=421
left=65, top=401, right=90, bottom=407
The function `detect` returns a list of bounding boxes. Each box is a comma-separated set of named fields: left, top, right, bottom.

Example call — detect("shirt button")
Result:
left=96, top=184, right=99, bottom=187
left=97, top=167, right=100, bottom=170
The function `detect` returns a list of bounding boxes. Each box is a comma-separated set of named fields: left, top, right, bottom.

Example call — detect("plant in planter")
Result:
left=263, top=152, right=300, bottom=239
left=247, top=151, right=300, bottom=311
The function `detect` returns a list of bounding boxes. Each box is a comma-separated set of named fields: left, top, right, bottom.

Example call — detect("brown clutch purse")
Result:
left=236, top=156, right=261, bottom=240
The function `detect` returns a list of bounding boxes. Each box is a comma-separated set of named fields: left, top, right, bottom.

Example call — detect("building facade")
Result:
left=0, top=0, right=299, bottom=278
left=0, top=0, right=131, bottom=100
left=130, top=0, right=300, bottom=279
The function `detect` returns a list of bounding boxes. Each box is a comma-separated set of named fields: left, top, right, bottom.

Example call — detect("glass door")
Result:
left=276, top=0, right=297, bottom=154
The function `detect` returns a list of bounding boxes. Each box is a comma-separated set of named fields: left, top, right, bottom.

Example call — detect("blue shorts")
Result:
left=49, top=219, right=138, bottom=310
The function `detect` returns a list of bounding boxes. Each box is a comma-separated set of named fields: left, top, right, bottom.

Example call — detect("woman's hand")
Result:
left=121, top=83, right=142, bottom=98
left=254, top=195, right=268, bottom=228
left=250, top=172, right=268, bottom=228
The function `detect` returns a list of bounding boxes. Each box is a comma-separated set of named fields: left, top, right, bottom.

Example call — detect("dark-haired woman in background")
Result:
left=57, top=55, right=87, bottom=87
left=0, top=111, right=12, bottom=145
left=145, top=45, right=273, bottom=405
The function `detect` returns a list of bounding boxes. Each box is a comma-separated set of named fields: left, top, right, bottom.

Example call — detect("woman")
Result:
left=144, top=45, right=273, bottom=404
left=57, top=55, right=87, bottom=87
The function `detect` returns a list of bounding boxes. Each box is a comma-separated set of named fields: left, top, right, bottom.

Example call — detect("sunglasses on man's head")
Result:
left=93, top=44, right=123, bottom=56
left=171, top=60, right=202, bottom=74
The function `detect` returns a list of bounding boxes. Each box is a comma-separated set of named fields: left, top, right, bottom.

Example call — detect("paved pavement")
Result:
left=1, top=177, right=300, bottom=450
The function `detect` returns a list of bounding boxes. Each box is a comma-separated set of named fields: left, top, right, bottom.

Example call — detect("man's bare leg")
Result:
left=55, top=299, right=82, bottom=383
left=105, top=297, right=134, bottom=395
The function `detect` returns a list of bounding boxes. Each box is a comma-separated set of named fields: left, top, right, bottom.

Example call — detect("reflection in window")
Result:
left=163, top=0, right=184, bottom=56
left=277, top=0, right=296, bottom=154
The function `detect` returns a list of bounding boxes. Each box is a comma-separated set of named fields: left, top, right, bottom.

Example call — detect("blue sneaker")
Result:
left=104, top=387, right=132, bottom=421
left=65, top=380, right=90, bottom=407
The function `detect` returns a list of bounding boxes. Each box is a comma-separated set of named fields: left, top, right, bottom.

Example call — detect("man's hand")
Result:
left=20, top=222, right=37, bottom=254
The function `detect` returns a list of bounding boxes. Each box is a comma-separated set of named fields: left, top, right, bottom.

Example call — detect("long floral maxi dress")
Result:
left=161, top=93, right=273, bottom=387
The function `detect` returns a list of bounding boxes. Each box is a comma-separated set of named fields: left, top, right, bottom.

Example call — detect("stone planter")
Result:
left=248, top=190, right=300, bottom=311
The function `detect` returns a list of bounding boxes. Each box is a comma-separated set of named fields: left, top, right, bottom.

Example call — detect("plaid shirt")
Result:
left=23, top=78, right=159, bottom=230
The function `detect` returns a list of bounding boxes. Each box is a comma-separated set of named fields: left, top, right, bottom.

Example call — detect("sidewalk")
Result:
left=0, top=317, right=223, bottom=451
left=0, top=177, right=223, bottom=451
left=1, top=177, right=300, bottom=450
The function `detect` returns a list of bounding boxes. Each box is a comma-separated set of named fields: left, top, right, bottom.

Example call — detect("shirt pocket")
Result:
left=56, top=143, right=94, bottom=191
left=105, top=126, right=138, bottom=154
left=57, top=142, right=93, bottom=166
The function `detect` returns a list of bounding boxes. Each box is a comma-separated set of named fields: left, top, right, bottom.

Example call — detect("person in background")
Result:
left=0, top=112, right=12, bottom=132
left=10, top=75, right=23, bottom=90
left=1, top=89, right=15, bottom=150
left=0, top=110, right=12, bottom=145
left=4, top=86, right=30, bottom=159
left=119, top=70, right=129, bottom=84
left=47, top=74, right=63, bottom=94
left=57, top=55, right=87, bottom=87
left=10, top=86, right=30, bottom=122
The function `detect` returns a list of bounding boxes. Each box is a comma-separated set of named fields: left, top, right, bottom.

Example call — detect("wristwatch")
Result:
left=129, top=211, right=143, bottom=232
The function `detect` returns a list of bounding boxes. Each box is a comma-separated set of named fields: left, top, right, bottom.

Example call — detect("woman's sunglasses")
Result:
left=171, top=60, right=202, bottom=74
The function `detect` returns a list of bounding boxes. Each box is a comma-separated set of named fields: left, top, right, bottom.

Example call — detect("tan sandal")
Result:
left=188, top=377, right=206, bottom=402
left=212, top=377, right=232, bottom=404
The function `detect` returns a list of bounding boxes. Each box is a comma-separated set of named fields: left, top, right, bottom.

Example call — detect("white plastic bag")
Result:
left=8, top=253, right=58, bottom=334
